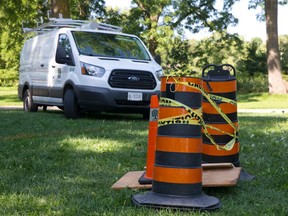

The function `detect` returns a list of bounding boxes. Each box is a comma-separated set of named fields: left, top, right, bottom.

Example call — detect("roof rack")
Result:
left=23, top=18, right=123, bottom=35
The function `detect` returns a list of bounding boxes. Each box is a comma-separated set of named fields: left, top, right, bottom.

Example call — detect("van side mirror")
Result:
left=56, top=46, right=74, bottom=66
left=154, top=55, right=161, bottom=65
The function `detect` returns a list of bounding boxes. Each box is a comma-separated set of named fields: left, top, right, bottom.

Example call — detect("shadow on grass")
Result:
left=237, top=93, right=263, bottom=103
left=0, top=110, right=148, bottom=214
left=82, top=112, right=145, bottom=121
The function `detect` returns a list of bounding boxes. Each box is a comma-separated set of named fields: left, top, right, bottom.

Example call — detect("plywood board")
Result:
left=203, top=167, right=241, bottom=187
left=112, top=166, right=241, bottom=190
left=112, top=171, right=152, bottom=190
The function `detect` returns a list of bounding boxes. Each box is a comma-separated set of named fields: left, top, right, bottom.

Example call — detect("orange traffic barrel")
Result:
left=132, top=76, right=221, bottom=211
left=202, top=64, right=239, bottom=166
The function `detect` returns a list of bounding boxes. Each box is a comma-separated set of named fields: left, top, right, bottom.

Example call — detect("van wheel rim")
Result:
left=24, top=98, right=29, bottom=111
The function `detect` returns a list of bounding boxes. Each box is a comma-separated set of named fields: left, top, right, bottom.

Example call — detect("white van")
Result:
left=18, top=19, right=162, bottom=119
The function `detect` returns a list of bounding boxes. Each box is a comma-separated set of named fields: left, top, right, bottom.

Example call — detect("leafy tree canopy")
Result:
left=126, top=0, right=239, bottom=55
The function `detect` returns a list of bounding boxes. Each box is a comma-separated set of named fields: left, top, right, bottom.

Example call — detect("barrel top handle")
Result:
left=202, top=64, right=236, bottom=78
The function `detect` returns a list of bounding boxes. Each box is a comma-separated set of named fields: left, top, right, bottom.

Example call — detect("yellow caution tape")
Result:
left=208, top=93, right=237, bottom=106
left=159, top=97, right=237, bottom=151
left=202, top=124, right=236, bottom=151
left=162, top=76, right=239, bottom=151
left=159, top=97, right=204, bottom=125
left=158, top=113, right=201, bottom=127
left=177, top=81, right=238, bottom=131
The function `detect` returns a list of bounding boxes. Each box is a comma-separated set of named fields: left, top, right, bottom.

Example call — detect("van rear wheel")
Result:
left=23, top=89, right=38, bottom=112
left=64, top=89, right=79, bottom=119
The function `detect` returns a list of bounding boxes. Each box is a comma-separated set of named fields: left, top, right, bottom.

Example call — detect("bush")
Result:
left=237, top=72, right=268, bottom=94
left=0, top=69, right=18, bottom=87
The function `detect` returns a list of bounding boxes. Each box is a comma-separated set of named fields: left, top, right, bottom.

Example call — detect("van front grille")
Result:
left=108, top=70, right=156, bottom=90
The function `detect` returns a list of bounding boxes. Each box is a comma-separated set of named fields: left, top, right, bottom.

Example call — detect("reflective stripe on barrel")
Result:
left=202, top=79, right=236, bottom=93
left=153, top=166, right=202, bottom=184
left=156, top=136, right=202, bottom=153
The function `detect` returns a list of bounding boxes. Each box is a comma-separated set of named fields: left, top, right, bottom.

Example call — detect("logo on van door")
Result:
left=128, top=76, right=140, bottom=81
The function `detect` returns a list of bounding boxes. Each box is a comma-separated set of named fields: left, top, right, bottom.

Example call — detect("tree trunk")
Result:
left=51, top=0, right=70, bottom=18
left=265, top=0, right=286, bottom=94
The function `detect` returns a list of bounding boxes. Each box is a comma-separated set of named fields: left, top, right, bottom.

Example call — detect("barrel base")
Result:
left=138, top=172, right=152, bottom=185
left=132, top=191, right=221, bottom=211
left=239, top=169, right=255, bottom=181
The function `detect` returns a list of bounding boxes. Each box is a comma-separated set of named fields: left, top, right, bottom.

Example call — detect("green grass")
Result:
left=0, top=86, right=21, bottom=106
left=238, top=93, right=288, bottom=109
left=0, top=109, right=287, bottom=215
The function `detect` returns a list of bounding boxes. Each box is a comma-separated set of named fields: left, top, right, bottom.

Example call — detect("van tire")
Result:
left=143, top=110, right=149, bottom=120
left=64, top=89, right=79, bottom=119
left=23, top=89, right=38, bottom=112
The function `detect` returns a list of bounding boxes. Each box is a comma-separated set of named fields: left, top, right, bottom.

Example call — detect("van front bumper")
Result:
left=74, top=85, right=160, bottom=113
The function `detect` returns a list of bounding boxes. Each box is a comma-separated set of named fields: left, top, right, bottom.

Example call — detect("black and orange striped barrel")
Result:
left=132, top=76, right=221, bottom=210
left=202, top=64, right=240, bottom=166
left=153, top=76, right=203, bottom=196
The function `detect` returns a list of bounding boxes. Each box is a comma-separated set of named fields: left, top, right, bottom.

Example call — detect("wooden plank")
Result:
left=203, top=167, right=241, bottom=187
left=112, top=171, right=151, bottom=190
left=111, top=167, right=241, bottom=190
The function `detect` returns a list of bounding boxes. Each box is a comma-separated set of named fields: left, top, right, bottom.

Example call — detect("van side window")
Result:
left=56, top=34, right=74, bottom=66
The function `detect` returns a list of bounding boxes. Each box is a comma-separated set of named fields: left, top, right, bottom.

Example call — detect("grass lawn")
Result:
left=0, top=86, right=287, bottom=214
left=1, top=86, right=288, bottom=109
left=0, top=108, right=287, bottom=215
left=0, top=86, right=21, bottom=106
left=237, top=93, right=288, bottom=109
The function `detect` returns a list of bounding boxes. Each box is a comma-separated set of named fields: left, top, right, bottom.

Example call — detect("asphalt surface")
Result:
left=0, top=106, right=287, bottom=113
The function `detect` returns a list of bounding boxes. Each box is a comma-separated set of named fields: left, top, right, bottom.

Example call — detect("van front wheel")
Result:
left=64, top=89, right=79, bottom=119
left=23, top=89, right=38, bottom=112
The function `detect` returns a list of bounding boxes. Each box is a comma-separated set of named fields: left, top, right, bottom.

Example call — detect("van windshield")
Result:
left=72, top=31, right=151, bottom=61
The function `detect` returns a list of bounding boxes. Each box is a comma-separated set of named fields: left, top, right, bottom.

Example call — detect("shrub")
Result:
left=0, top=69, right=18, bottom=87
left=237, top=72, right=268, bottom=94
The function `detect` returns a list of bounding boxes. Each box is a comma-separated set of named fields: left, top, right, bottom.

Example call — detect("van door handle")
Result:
left=52, top=65, right=55, bottom=68
left=40, top=64, right=44, bottom=67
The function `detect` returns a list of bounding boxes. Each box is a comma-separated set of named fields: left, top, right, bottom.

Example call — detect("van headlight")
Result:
left=155, top=69, right=163, bottom=81
left=81, top=62, right=105, bottom=78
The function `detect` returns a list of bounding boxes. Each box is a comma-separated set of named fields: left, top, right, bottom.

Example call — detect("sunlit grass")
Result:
left=0, top=86, right=21, bottom=106
left=238, top=93, right=288, bottom=109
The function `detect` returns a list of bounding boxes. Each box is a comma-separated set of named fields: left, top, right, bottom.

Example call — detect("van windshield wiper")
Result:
left=79, top=52, right=98, bottom=56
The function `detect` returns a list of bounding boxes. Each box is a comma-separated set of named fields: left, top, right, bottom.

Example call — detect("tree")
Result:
left=50, top=0, right=106, bottom=19
left=238, top=38, right=266, bottom=76
left=101, top=7, right=142, bottom=35
left=191, top=31, right=244, bottom=73
left=0, top=0, right=41, bottom=69
left=51, top=0, right=70, bottom=18
left=265, top=0, right=287, bottom=93
left=127, top=0, right=238, bottom=56
left=70, top=0, right=106, bottom=20
left=249, top=0, right=288, bottom=94
left=0, top=0, right=106, bottom=77
left=279, top=35, right=288, bottom=74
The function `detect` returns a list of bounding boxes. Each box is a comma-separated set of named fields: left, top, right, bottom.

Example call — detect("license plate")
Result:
left=128, top=92, right=143, bottom=101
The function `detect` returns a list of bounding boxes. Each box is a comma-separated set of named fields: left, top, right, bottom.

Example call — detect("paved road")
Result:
left=0, top=106, right=287, bottom=113
left=239, top=109, right=288, bottom=114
